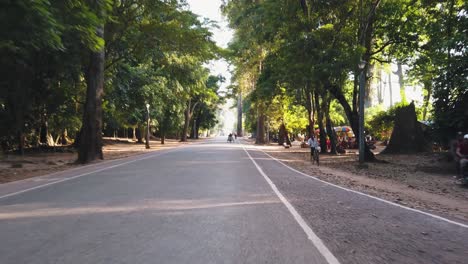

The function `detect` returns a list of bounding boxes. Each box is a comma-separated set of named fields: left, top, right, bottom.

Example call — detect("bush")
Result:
left=366, top=102, right=411, bottom=141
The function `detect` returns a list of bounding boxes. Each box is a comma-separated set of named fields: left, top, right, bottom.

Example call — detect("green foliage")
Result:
left=366, top=102, right=413, bottom=141
left=0, top=0, right=222, bottom=152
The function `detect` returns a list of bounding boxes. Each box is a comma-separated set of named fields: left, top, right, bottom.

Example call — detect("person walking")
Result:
left=308, top=135, right=320, bottom=165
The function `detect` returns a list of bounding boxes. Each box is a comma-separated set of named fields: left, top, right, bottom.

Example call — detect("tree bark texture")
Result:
left=314, top=91, right=327, bottom=153
left=325, top=98, right=337, bottom=154
left=181, top=102, right=191, bottom=142
left=255, top=106, right=266, bottom=144
left=278, top=123, right=291, bottom=146
left=237, top=90, right=243, bottom=137
left=78, top=24, right=105, bottom=164
left=304, top=82, right=315, bottom=138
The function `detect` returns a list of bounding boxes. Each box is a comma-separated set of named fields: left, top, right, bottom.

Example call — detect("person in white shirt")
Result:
left=307, top=135, right=319, bottom=157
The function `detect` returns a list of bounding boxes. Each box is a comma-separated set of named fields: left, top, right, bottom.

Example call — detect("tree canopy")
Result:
left=0, top=0, right=224, bottom=161
left=223, top=0, right=467, bottom=154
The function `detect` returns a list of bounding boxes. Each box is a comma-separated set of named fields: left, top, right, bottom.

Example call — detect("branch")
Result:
left=191, top=101, right=200, bottom=114
left=371, top=40, right=394, bottom=55
left=370, top=57, right=391, bottom=64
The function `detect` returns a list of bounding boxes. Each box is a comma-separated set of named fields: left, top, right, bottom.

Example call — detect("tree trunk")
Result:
left=314, top=91, right=327, bottom=153
left=255, top=106, right=266, bottom=144
left=388, top=73, right=393, bottom=106
left=195, top=119, right=200, bottom=139
left=328, top=83, right=376, bottom=161
left=136, top=126, right=143, bottom=143
left=132, top=127, right=136, bottom=141
left=304, top=81, right=315, bottom=137
left=377, top=67, right=384, bottom=104
left=17, top=131, right=24, bottom=155
left=396, top=61, right=406, bottom=103
left=278, top=123, right=291, bottom=146
left=40, top=114, right=48, bottom=145
left=382, top=102, right=431, bottom=154
left=237, top=90, right=243, bottom=137
left=365, top=63, right=374, bottom=107
left=60, top=129, right=68, bottom=145
left=78, top=24, right=105, bottom=164
left=161, top=133, right=165, bottom=144
left=422, top=81, right=432, bottom=120
left=181, top=102, right=191, bottom=142
left=326, top=98, right=337, bottom=154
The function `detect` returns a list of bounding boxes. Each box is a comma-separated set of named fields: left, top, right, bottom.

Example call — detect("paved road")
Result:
left=0, top=138, right=468, bottom=263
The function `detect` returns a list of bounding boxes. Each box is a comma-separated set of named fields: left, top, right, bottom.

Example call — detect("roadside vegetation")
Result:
left=223, top=0, right=467, bottom=155
left=0, top=0, right=224, bottom=163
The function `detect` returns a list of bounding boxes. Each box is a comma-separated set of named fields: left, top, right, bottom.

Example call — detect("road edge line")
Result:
left=242, top=145, right=341, bottom=264
left=251, top=145, right=468, bottom=229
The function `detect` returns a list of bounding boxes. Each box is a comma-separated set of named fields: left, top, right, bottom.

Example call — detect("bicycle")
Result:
left=311, top=146, right=320, bottom=166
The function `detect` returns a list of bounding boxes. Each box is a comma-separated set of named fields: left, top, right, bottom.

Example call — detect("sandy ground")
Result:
left=0, top=138, right=192, bottom=184
left=244, top=138, right=468, bottom=222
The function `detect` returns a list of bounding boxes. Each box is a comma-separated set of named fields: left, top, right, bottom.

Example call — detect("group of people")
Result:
left=453, top=132, right=468, bottom=179
left=227, top=133, right=237, bottom=143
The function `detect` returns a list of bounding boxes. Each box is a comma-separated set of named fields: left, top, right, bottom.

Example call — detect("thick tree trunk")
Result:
left=278, top=124, right=291, bottom=146
left=304, top=81, right=315, bottom=137
left=17, top=131, right=25, bottom=155
left=181, top=103, right=190, bottom=142
left=255, top=107, right=266, bottom=144
left=314, top=91, right=327, bottom=153
left=136, top=126, right=143, bottom=143
left=78, top=24, right=105, bottom=164
left=237, top=90, right=243, bottom=137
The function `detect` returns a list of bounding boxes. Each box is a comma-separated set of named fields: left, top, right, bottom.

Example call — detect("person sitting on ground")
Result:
left=307, top=135, right=319, bottom=157
left=456, top=134, right=468, bottom=178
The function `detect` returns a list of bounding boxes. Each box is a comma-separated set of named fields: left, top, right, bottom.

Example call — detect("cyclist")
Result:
left=307, top=135, right=320, bottom=165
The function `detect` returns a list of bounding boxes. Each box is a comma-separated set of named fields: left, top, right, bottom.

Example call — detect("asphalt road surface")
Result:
left=1, top=137, right=468, bottom=264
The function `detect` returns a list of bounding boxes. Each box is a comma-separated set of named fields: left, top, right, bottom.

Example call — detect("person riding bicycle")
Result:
left=307, top=135, right=319, bottom=157
left=227, top=133, right=233, bottom=143
left=456, top=134, right=468, bottom=178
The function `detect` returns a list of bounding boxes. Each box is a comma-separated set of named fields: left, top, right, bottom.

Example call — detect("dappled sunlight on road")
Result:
left=0, top=196, right=279, bottom=220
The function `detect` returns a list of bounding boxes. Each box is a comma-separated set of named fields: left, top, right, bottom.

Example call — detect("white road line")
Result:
left=0, top=148, right=180, bottom=200
left=242, top=145, right=341, bottom=264
left=247, top=144, right=468, bottom=229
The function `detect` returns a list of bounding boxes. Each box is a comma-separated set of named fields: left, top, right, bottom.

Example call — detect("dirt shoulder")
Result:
left=0, top=138, right=197, bottom=184
left=242, top=138, right=468, bottom=222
